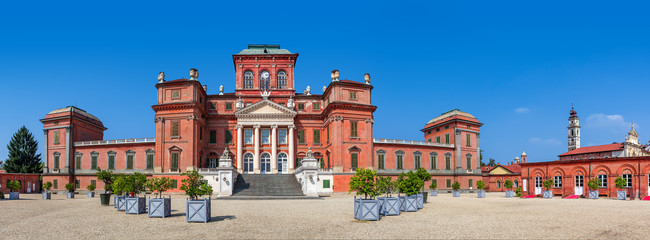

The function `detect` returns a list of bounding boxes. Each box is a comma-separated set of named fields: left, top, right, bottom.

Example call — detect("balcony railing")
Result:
left=373, top=138, right=454, bottom=148
left=74, top=138, right=155, bottom=146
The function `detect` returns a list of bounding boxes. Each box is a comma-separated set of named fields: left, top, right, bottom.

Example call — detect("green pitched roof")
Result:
left=235, top=44, right=294, bottom=55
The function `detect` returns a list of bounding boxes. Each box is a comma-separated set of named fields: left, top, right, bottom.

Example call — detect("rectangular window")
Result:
left=323, top=179, right=331, bottom=188
left=445, top=156, right=451, bottom=170
left=431, top=155, right=437, bottom=170
left=54, top=131, right=60, bottom=145
left=75, top=156, right=82, bottom=170
left=209, top=130, right=217, bottom=144
left=226, top=102, right=233, bottom=110
left=623, top=174, right=632, bottom=187
left=108, top=155, right=115, bottom=170
left=466, top=133, right=471, bottom=147
left=349, top=92, right=357, bottom=100
left=171, top=121, right=180, bottom=137
left=262, top=129, right=270, bottom=144
left=313, top=130, right=321, bottom=144
left=432, top=179, right=437, bottom=188
left=445, top=134, right=450, bottom=144
left=245, top=129, right=253, bottom=144
left=446, top=179, right=451, bottom=188
left=351, top=122, right=358, bottom=138
left=436, top=136, right=441, bottom=143
left=146, top=154, right=154, bottom=170
left=298, top=130, right=305, bottom=144
left=209, top=103, right=216, bottom=110
left=278, top=129, right=287, bottom=144
left=75, top=180, right=80, bottom=189
left=466, top=156, right=472, bottom=169
left=469, top=179, right=473, bottom=188
left=313, top=103, right=320, bottom=110
left=598, top=174, right=607, bottom=188
left=126, top=155, right=134, bottom=170
left=351, top=153, right=358, bottom=170
left=326, top=127, right=330, bottom=142
left=91, top=155, right=98, bottom=170
left=445, top=125, right=449, bottom=129
left=554, top=176, right=562, bottom=188
left=436, top=128, right=440, bottom=132
left=199, top=127, right=203, bottom=140
left=397, top=155, right=403, bottom=170
left=91, top=180, right=96, bottom=187
left=427, top=139, right=431, bottom=142
left=53, top=180, right=58, bottom=189
left=171, top=153, right=179, bottom=170
left=414, top=155, right=421, bottom=169
left=225, top=130, right=233, bottom=144
left=172, top=90, right=180, bottom=99
left=378, top=154, right=385, bottom=169
left=298, top=103, right=305, bottom=110
left=172, top=180, right=178, bottom=189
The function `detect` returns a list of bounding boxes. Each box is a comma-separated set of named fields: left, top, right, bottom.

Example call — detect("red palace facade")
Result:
left=41, top=45, right=483, bottom=193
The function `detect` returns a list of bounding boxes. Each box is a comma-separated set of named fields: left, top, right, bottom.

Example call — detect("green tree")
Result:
left=180, top=171, right=213, bottom=200
left=96, top=168, right=114, bottom=194
left=429, top=181, right=437, bottom=190
left=476, top=180, right=486, bottom=190
left=8, top=180, right=21, bottom=192
left=123, top=172, right=147, bottom=195
left=146, top=177, right=174, bottom=198
left=4, top=126, right=42, bottom=173
left=452, top=181, right=461, bottom=191
left=111, top=175, right=127, bottom=196
left=414, top=168, right=431, bottom=192
left=65, top=183, right=75, bottom=193
left=614, top=176, right=626, bottom=190
left=43, top=181, right=53, bottom=193
left=542, top=178, right=553, bottom=191
left=504, top=179, right=513, bottom=190
left=376, top=176, right=394, bottom=197
left=348, top=168, right=380, bottom=199
left=396, top=171, right=423, bottom=196
left=587, top=178, right=601, bottom=191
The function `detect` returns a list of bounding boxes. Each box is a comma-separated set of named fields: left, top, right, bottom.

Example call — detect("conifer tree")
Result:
left=4, top=126, right=42, bottom=173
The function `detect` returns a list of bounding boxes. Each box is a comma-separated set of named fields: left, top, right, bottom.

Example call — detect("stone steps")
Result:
left=232, top=174, right=305, bottom=196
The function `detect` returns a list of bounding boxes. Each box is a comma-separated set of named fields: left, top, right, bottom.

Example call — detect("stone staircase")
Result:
left=228, top=174, right=311, bottom=199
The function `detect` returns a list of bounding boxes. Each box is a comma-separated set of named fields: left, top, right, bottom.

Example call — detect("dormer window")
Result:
left=244, top=71, right=254, bottom=89
left=277, top=71, right=287, bottom=89
left=260, top=71, right=270, bottom=90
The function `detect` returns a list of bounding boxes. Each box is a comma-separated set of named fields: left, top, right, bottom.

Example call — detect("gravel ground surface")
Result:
left=1, top=192, right=650, bottom=239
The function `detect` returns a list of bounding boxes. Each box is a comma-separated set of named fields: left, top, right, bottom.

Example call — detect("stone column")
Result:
left=65, top=126, right=71, bottom=173
left=455, top=129, right=461, bottom=169
left=476, top=133, right=481, bottom=170
left=288, top=124, right=295, bottom=172
left=271, top=125, right=278, bottom=174
left=254, top=124, right=260, bottom=174
left=43, top=129, right=48, bottom=173
left=236, top=125, right=243, bottom=172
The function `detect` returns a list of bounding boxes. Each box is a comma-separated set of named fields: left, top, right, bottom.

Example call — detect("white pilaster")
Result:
left=236, top=125, right=243, bottom=172
left=65, top=126, right=71, bottom=173
left=254, top=124, right=260, bottom=174
left=288, top=124, right=295, bottom=172
left=271, top=125, right=278, bottom=174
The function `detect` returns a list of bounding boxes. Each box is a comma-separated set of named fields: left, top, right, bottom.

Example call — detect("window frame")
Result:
left=146, top=149, right=155, bottom=170
left=554, top=175, right=562, bottom=188
left=597, top=174, right=607, bottom=188
left=430, top=153, right=437, bottom=170
left=243, top=71, right=254, bottom=89
left=396, top=150, right=404, bottom=170
left=278, top=129, right=287, bottom=144
left=350, top=121, right=358, bottom=138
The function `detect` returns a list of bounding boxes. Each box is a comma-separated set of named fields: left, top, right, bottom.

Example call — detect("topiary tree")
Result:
left=87, top=182, right=96, bottom=191
left=96, top=168, right=114, bottom=194
left=395, top=171, right=422, bottom=196
left=376, top=176, right=394, bottom=197
left=43, top=181, right=53, bottom=193
left=111, top=175, right=127, bottom=196
left=429, top=181, right=437, bottom=191
left=614, top=176, right=626, bottom=190
left=65, top=183, right=75, bottom=193
left=542, top=178, right=553, bottom=191
left=123, top=172, right=147, bottom=196
left=476, top=180, right=485, bottom=190
left=8, top=180, right=21, bottom=192
left=414, top=168, right=431, bottom=192
left=587, top=178, right=601, bottom=191
left=452, top=181, right=461, bottom=191
left=504, top=179, right=513, bottom=190
left=146, top=177, right=174, bottom=198
left=180, top=170, right=213, bottom=200
left=348, top=168, right=380, bottom=199
left=515, top=187, right=522, bottom=197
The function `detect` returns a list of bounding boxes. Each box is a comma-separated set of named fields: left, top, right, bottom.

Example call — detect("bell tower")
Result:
left=568, top=107, right=581, bottom=151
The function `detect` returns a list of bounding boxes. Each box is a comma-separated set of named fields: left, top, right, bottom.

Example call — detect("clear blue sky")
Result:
left=1, top=1, right=649, bottom=164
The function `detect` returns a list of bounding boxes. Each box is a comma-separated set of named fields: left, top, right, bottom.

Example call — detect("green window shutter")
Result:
left=91, top=156, right=98, bottom=170
left=378, top=155, right=384, bottom=169
left=466, top=157, right=472, bottom=169
left=75, top=180, right=79, bottom=189
left=447, top=179, right=451, bottom=188
left=146, top=154, right=154, bottom=169
left=127, top=155, right=134, bottom=169
left=171, top=121, right=179, bottom=137
left=210, top=131, right=217, bottom=144
left=432, top=179, right=437, bottom=186
left=225, top=130, right=233, bottom=144
left=226, top=102, right=232, bottom=110
left=466, top=133, right=471, bottom=147
left=210, top=103, right=216, bottom=110
left=91, top=180, right=96, bottom=186
left=351, top=122, right=358, bottom=137
left=351, top=153, right=358, bottom=169
left=436, top=136, right=440, bottom=143
left=108, top=155, right=115, bottom=170
left=445, top=134, right=450, bottom=144
left=298, top=130, right=305, bottom=144
left=75, top=156, right=81, bottom=169
left=172, top=180, right=177, bottom=189
left=54, top=131, right=60, bottom=144
left=326, top=127, right=330, bottom=142
left=54, top=156, right=59, bottom=169
left=53, top=180, right=58, bottom=189
left=171, top=153, right=179, bottom=170
left=313, top=130, right=320, bottom=144
left=323, top=179, right=330, bottom=188
left=415, top=156, right=420, bottom=169
left=446, top=157, right=451, bottom=170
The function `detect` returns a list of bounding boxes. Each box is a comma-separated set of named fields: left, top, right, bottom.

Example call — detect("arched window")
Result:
left=243, top=153, right=254, bottom=173
left=261, top=153, right=271, bottom=173
left=260, top=71, right=270, bottom=90
left=277, top=71, right=287, bottom=89
left=278, top=152, right=288, bottom=173
left=497, top=180, right=501, bottom=188
left=514, top=179, right=519, bottom=188
left=244, top=71, right=254, bottom=89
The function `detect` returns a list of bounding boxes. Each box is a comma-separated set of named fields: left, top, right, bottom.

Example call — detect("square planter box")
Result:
left=10, top=192, right=19, bottom=200
left=416, top=193, right=423, bottom=209
left=67, top=192, right=75, bottom=199
left=430, top=190, right=438, bottom=196
left=477, top=190, right=486, bottom=198
left=88, top=192, right=95, bottom=198
left=149, top=197, right=171, bottom=218
left=543, top=190, right=553, bottom=199
left=187, top=198, right=211, bottom=223
left=353, top=198, right=380, bottom=221
left=114, top=195, right=117, bottom=208
left=377, top=197, right=400, bottom=216
left=126, top=197, right=147, bottom=214
left=505, top=190, right=515, bottom=198
left=588, top=190, right=599, bottom=199
left=117, top=195, right=126, bottom=211
left=42, top=192, right=51, bottom=200
left=399, top=195, right=418, bottom=212
left=452, top=191, right=460, bottom=197
left=617, top=190, right=626, bottom=200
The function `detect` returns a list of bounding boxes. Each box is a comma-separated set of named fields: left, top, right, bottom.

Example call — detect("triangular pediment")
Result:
left=235, top=99, right=297, bottom=117
left=489, top=166, right=513, bottom=175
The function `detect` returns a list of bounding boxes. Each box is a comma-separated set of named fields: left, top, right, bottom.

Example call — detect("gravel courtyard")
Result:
left=1, top=192, right=649, bottom=239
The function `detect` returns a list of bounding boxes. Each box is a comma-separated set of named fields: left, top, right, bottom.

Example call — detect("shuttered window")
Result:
left=75, top=155, right=82, bottom=169
left=350, top=122, right=358, bottom=138
left=225, top=130, right=233, bottom=144
left=298, top=130, right=305, bottom=144
left=351, top=153, right=358, bottom=169
left=146, top=154, right=154, bottom=170
left=313, top=130, right=320, bottom=144
left=210, top=130, right=217, bottom=144
left=91, top=155, right=98, bottom=170
left=171, top=153, right=179, bottom=170
left=171, top=121, right=180, bottom=137
left=126, top=154, right=134, bottom=170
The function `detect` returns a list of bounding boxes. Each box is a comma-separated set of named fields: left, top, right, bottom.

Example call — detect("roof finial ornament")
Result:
left=219, top=85, right=224, bottom=95
left=331, top=70, right=339, bottom=82
left=322, top=86, right=327, bottom=93
left=287, top=97, right=295, bottom=109
left=190, top=68, right=199, bottom=80
left=236, top=97, right=244, bottom=109
left=158, top=72, right=165, bottom=83
left=304, top=86, right=311, bottom=95
left=364, top=73, right=371, bottom=84
left=261, top=90, right=271, bottom=99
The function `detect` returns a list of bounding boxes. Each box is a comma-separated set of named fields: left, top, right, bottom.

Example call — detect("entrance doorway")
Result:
left=260, top=153, right=271, bottom=174
left=575, top=175, right=584, bottom=195
left=243, top=153, right=254, bottom=173
left=534, top=177, right=542, bottom=194
left=278, top=153, right=288, bottom=174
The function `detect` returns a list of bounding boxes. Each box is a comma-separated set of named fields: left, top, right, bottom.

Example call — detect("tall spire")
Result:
left=568, top=107, right=581, bottom=151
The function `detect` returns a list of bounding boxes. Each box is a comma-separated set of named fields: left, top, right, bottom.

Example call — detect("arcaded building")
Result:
left=41, top=45, right=483, bottom=193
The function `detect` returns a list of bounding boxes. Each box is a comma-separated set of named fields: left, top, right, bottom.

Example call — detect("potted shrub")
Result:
left=181, top=170, right=213, bottom=223
left=111, top=175, right=128, bottom=211
left=415, top=168, right=431, bottom=204
left=96, top=168, right=113, bottom=206
left=542, top=179, right=553, bottom=198
left=396, top=171, right=420, bottom=212
left=452, top=181, right=460, bottom=197
left=515, top=187, right=522, bottom=197
left=504, top=179, right=514, bottom=198
left=8, top=180, right=21, bottom=199
left=147, top=177, right=174, bottom=218
left=349, top=168, right=381, bottom=220
left=376, top=176, right=399, bottom=216
left=65, top=183, right=75, bottom=199
left=87, top=183, right=96, bottom=198
left=476, top=180, right=486, bottom=198
left=587, top=178, right=600, bottom=199
left=615, top=176, right=627, bottom=200
left=124, top=172, right=148, bottom=214
left=429, top=181, right=438, bottom=196
left=42, top=182, right=53, bottom=200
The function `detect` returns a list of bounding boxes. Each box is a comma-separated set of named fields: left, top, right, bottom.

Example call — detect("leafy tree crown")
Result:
left=180, top=171, right=213, bottom=200
left=504, top=179, right=513, bottom=189
left=146, top=177, right=174, bottom=198
left=542, top=178, right=553, bottom=190
left=614, top=176, right=626, bottom=190
left=429, top=181, right=437, bottom=190
left=86, top=182, right=96, bottom=191
left=348, top=168, right=380, bottom=199
left=476, top=180, right=485, bottom=190
left=587, top=178, right=601, bottom=191
left=65, top=183, right=75, bottom=192
left=452, top=181, right=460, bottom=191
left=8, top=180, right=21, bottom=192
left=96, top=168, right=114, bottom=193
left=43, top=181, right=53, bottom=192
